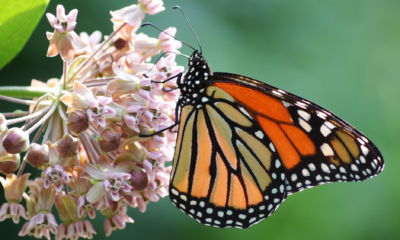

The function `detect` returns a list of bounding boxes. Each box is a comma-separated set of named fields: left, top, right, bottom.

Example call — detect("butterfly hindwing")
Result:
left=170, top=86, right=287, bottom=228
left=210, top=72, right=384, bottom=194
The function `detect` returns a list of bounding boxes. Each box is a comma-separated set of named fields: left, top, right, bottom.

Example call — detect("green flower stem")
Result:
left=0, top=86, right=57, bottom=99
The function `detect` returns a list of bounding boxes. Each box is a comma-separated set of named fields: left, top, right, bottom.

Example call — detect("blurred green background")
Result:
left=1, top=0, right=399, bottom=239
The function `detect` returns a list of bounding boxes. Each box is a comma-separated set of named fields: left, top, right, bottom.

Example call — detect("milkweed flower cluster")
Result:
left=0, top=1, right=183, bottom=239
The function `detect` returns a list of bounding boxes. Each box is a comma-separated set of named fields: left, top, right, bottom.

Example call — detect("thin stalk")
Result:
left=84, top=77, right=116, bottom=83
left=6, top=105, right=51, bottom=125
left=42, top=115, right=55, bottom=144
left=27, top=100, right=59, bottom=134
left=70, top=23, right=126, bottom=81
left=79, top=132, right=99, bottom=164
left=0, top=95, right=49, bottom=105
left=79, top=53, right=113, bottom=82
left=51, top=111, right=60, bottom=142
left=63, top=62, right=68, bottom=90
left=32, top=117, right=51, bottom=143
left=74, top=156, right=80, bottom=167
left=64, top=183, right=69, bottom=195
left=2, top=111, right=30, bottom=117
left=17, top=161, right=27, bottom=178
left=58, top=104, right=68, bottom=121
left=0, top=86, right=57, bottom=99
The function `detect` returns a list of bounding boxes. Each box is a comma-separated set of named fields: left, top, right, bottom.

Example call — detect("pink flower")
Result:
left=133, top=33, right=160, bottom=61
left=43, top=165, right=70, bottom=192
left=46, top=5, right=78, bottom=33
left=110, top=1, right=164, bottom=29
left=87, top=96, right=117, bottom=128
left=46, top=5, right=86, bottom=62
left=103, top=208, right=134, bottom=237
left=56, top=220, right=96, bottom=240
left=26, top=212, right=58, bottom=236
left=61, top=81, right=117, bottom=128
left=84, top=155, right=135, bottom=213
left=77, top=195, right=96, bottom=219
left=154, top=54, right=184, bottom=82
left=144, top=101, right=171, bottom=131
left=74, top=31, right=102, bottom=56
left=158, top=27, right=182, bottom=53
left=142, top=151, right=170, bottom=201
left=0, top=173, right=30, bottom=223
left=138, top=0, right=165, bottom=15
left=110, top=4, right=145, bottom=28
left=124, top=104, right=147, bottom=133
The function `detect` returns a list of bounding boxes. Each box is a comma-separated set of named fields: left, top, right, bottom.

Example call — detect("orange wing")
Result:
left=170, top=86, right=287, bottom=228
left=211, top=72, right=384, bottom=194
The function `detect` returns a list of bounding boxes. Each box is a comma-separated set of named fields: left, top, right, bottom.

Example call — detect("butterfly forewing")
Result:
left=210, top=72, right=384, bottom=194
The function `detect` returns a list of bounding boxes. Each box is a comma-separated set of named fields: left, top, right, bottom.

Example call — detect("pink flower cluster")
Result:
left=0, top=1, right=183, bottom=239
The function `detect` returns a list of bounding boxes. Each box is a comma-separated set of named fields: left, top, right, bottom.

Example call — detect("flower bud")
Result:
left=0, top=153, right=20, bottom=174
left=56, top=134, right=80, bottom=158
left=25, top=143, right=49, bottom=168
left=67, top=109, right=89, bottom=134
left=97, top=128, right=121, bottom=152
left=0, top=114, right=6, bottom=132
left=2, top=128, right=30, bottom=154
left=113, top=38, right=128, bottom=50
left=120, top=122, right=138, bottom=137
left=129, top=167, right=149, bottom=191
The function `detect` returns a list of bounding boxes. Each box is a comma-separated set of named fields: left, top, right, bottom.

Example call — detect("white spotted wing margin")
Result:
left=169, top=92, right=288, bottom=228
left=210, top=72, right=384, bottom=195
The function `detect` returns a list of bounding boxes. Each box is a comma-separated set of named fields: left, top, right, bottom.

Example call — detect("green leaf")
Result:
left=0, top=0, right=50, bottom=70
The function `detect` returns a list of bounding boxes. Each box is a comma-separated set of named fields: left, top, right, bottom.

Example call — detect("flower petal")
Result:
left=86, top=182, right=106, bottom=203
left=84, top=162, right=107, bottom=180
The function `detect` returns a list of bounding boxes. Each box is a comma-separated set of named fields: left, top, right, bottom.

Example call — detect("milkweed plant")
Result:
left=0, top=1, right=184, bottom=239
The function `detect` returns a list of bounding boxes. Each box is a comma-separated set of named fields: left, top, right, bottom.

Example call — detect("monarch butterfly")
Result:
left=146, top=7, right=384, bottom=229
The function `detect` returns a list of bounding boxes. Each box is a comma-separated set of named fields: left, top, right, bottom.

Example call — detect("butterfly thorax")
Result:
left=178, top=50, right=212, bottom=107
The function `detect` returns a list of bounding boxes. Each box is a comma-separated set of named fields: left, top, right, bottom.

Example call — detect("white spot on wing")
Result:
left=180, top=195, right=187, bottom=201
left=361, top=145, right=369, bottom=156
left=298, top=110, right=311, bottom=121
left=308, top=163, right=316, bottom=171
left=270, top=143, right=275, bottom=152
left=321, top=163, right=330, bottom=173
left=302, top=169, right=310, bottom=177
left=299, top=118, right=312, bottom=132
left=321, top=143, right=334, bottom=156
left=255, top=131, right=264, bottom=139
left=324, top=121, right=335, bottom=129
left=275, top=160, right=281, bottom=168
left=317, top=111, right=327, bottom=120
left=239, top=107, right=253, bottom=119
left=295, top=102, right=307, bottom=109
left=351, top=164, right=359, bottom=171
left=171, top=189, right=179, bottom=196
left=320, top=125, right=331, bottom=137
left=291, top=174, right=298, bottom=182
left=282, top=101, right=293, bottom=108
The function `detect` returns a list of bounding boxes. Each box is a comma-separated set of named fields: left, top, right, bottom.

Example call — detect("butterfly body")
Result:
left=168, top=50, right=384, bottom=228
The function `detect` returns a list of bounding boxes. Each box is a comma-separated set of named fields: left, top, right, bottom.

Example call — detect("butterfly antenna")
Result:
left=144, top=51, right=190, bottom=76
left=141, top=22, right=196, bottom=51
left=173, top=6, right=203, bottom=54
